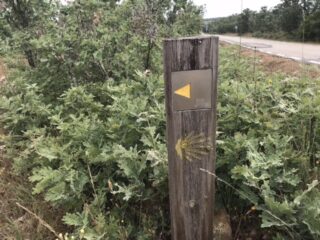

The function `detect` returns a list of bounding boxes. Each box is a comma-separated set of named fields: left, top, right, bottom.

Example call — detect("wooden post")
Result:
left=163, top=36, right=219, bottom=240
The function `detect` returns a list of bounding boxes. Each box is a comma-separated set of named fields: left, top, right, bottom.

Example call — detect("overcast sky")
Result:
left=193, top=0, right=282, bottom=18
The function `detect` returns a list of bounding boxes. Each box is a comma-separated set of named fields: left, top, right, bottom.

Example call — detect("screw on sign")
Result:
left=163, top=36, right=219, bottom=240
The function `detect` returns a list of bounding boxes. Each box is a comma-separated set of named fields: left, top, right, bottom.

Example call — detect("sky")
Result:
left=193, top=0, right=282, bottom=18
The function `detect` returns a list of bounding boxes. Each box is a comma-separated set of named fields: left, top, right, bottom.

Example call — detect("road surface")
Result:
left=217, top=35, right=320, bottom=65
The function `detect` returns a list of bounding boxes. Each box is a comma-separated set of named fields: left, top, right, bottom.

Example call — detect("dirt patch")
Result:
left=241, top=47, right=320, bottom=79
left=220, top=42, right=320, bottom=79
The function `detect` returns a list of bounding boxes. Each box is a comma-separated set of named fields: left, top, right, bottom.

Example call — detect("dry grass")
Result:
left=220, top=42, right=320, bottom=80
left=240, top=47, right=320, bottom=79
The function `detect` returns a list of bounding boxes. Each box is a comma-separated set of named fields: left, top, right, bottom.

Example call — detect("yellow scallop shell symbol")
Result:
left=175, top=133, right=212, bottom=161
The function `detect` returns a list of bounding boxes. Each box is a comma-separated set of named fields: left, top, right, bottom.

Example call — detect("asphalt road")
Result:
left=217, top=35, right=320, bottom=65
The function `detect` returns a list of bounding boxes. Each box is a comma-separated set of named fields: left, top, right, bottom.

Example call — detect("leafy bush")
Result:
left=1, top=0, right=320, bottom=239
left=216, top=47, right=320, bottom=239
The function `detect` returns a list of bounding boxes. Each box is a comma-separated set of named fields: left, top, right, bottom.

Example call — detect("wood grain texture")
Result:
left=164, top=36, right=219, bottom=240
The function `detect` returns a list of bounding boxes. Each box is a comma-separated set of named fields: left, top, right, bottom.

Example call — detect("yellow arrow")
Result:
left=174, top=84, right=191, bottom=99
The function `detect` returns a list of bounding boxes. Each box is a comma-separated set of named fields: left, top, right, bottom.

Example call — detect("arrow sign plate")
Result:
left=172, top=69, right=212, bottom=111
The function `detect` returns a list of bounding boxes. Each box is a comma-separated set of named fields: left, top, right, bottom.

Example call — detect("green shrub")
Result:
left=1, top=0, right=320, bottom=239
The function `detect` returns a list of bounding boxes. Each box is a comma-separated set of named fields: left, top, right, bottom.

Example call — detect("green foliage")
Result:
left=170, top=1, right=204, bottom=35
left=304, top=11, right=320, bottom=40
left=215, top=46, right=320, bottom=239
left=1, top=0, right=320, bottom=239
left=0, top=0, right=203, bottom=238
left=1, top=0, right=59, bottom=67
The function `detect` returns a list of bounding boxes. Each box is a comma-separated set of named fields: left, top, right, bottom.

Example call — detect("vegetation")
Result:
left=0, top=0, right=320, bottom=239
left=206, top=0, right=320, bottom=41
left=0, top=0, right=202, bottom=239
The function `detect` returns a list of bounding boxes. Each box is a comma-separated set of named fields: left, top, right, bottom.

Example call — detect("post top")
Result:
left=164, top=35, right=219, bottom=42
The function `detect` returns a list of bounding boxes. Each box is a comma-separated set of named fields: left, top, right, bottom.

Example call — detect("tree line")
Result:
left=206, top=0, right=320, bottom=41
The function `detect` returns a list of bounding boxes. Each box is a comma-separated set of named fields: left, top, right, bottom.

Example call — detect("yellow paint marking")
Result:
left=174, top=84, right=191, bottom=99
left=175, top=133, right=212, bottom=161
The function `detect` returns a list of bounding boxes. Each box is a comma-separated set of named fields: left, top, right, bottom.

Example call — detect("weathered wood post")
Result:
left=163, top=36, right=219, bottom=240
